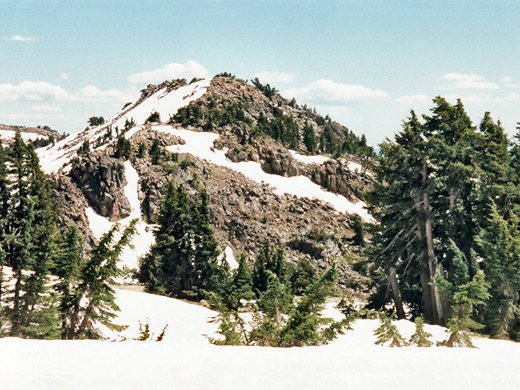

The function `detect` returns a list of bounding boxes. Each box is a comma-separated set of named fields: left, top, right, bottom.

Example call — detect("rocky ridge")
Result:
left=42, top=76, right=374, bottom=292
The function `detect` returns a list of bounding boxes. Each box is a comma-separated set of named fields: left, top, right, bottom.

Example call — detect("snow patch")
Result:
left=155, top=126, right=373, bottom=222
left=289, top=149, right=329, bottom=165
left=224, top=246, right=238, bottom=269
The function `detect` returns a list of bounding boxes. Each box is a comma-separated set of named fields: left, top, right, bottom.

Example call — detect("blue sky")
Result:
left=2, top=0, right=520, bottom=145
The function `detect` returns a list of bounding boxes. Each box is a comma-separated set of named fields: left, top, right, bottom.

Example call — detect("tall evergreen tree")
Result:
left=138, top=183, right=228, bottom=300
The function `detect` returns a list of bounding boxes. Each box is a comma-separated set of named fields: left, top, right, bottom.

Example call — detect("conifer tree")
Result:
left=409, top=317, right=433, bottom=347
left=138, top=183, right=228, bottom=300
left=373, top=314, right=408, bottom=347
left=478, top=202, right=520, bottom=338
left=72, top=221, right=137, bottom=339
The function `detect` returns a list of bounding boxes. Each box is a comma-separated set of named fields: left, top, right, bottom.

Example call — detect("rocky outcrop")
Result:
left=49, top=174, right=94, bottom=245
left=70, top=152, right=130, bottom=221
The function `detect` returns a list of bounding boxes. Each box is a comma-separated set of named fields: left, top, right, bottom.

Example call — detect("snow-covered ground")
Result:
left=0, top=130, right=44, bottom=142
left=155, top=126, right=373, bottom=223
left=1, top=288, right=518, bottom=390
left=37, top=79, right=210, bottom=174
left=289, top=149, right=329, bottom=165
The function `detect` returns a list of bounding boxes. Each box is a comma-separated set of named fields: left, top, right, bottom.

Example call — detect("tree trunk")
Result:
left=388, top=267, right=406, bottom=319
left=422, top=162, right=442, bottom=324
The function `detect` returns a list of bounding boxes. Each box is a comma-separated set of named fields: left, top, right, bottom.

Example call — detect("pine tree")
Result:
left=303, top=122, right=318, bottom=154
left=373, top=314, right=408, bottom=347
left=409, top=317, right=433, bottom=347
left=439, top=271, right=489, bottom=348
left=478, top=202, right=520, bottom=339
left=252, top=240, right=287, bottom=295
left=138, top=183, right=228, bottom=300
left=280, top=268, right=342, bottom=347
left=72, top=220, right=137, bottom=339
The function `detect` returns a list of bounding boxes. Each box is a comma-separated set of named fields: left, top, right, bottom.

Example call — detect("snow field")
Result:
left=1, top=288, right=518, bottom=390
left=154, top=126, right=374, bottom=223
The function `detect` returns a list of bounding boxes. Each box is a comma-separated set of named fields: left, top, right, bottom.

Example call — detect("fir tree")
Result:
left=439, top=271, right=489, bottom=348
left=477, top=202, right=520, bottom=339
left=72, top=220, right=137, bottom=339
left=373, top=314, right=408, bottom=347
left=138, top=183, right=228, bottom=300
left=409, top=317, right=433, bottom=347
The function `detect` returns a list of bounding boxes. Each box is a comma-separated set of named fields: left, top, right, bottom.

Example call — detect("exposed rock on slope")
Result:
left=38, top=75, right=374, bottom=291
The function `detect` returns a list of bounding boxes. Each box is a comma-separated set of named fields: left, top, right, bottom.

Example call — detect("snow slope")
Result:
left=155, top=126, right=373, bottom=223
left=1, top=288, right=518, bottom=390
left=37, top=79, right=210, bottom=174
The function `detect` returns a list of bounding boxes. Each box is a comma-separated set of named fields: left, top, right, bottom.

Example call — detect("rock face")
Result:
left=49, top=174, right=92, bottom=242
left=70, top=152, right=130, bottom=221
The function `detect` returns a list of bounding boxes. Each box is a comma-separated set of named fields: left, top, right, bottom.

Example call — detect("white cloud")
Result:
left=253, top=71, right=297, bottom=84
left=71, top=86, right=135, bottom=103
left=285, top=79, right=389, bottom=105
left=57, top=73, right=69, bottom=82
left=444, top=93, right=520, bottom=104
left=128, top=60, right=210, bottom=84
left=500, top=76, right=518, bottom=88
left=0, top=81, right=68, bottom=102
left=394, top=94, right=430, bottom=105
left=30, top=105, right=62, bottom=113
left=5, top=35, right=35, bottom=42
left=443, top=73, right=499, bottom=90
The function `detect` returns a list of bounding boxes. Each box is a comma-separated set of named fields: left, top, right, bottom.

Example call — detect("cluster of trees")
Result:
left=171, top=98, right=251, bottom=131
left=137, top=181, right=346, bottom=346
left=0, top=132, right=135, bottom=339
left=368, top=97, right=520, bottom=340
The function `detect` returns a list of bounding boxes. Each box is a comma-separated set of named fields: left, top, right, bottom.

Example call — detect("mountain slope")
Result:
left=37, top=76, right=374, bottom=288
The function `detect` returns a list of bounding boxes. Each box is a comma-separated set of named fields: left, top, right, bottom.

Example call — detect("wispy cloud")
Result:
left=30, top=105, right=62, bottom=113
left=285, top=79, right=389, bottom=105
left=394, top=94, right=430, bottom=105
left=500, top=76, right=519, bottom=88
left=0, top=81, right=68, bottom=102
left=445, top=93, right=520, bottom=104
left=57, top=73, right=69, bottom=82
left=443, top=73, right=499, bottom=90
left=253, top=71, right=297, bottom=84
left=128, top=60, right=209, bottom=84
left=71, top=86, right=135, bottom=103
left=5, top=35, right=35, bottom=42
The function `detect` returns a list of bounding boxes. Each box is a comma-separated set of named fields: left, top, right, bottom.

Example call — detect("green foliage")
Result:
left=114, top=136, right=132, bottom=159
left=138, top=183, right=229, bottom=300
left=77, top=140, right=90, bottom=156
left=252, top=113, right=300, bottom=148
left=352, top=215, right=365, bottom=247
left=88, top=116, right=105, bottom=127
left=478, top=202, right=520, bottom=339
left=150, top=139, right=162, bottom=165
left=409, top=317, right=433, bottom=347
left=146, top=111, right=161, bottom=124
left=137, top=142, right=146, bottom=158
left=171, top=98, right=251, bottom=130
left=367, top=97, right=519, bottom=338
left=373, top=314, right=408, bottom=347
left=134, top=319, right=168, bottom=342
left=439, top=271, right=490, bottom=348
left=251, top=77, right=278, bottom=99
left=289, top=258, right=317, bottom=295
left=303, top=122, right=318, bottom=154
left=252, top=241, right=287, bottom=294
